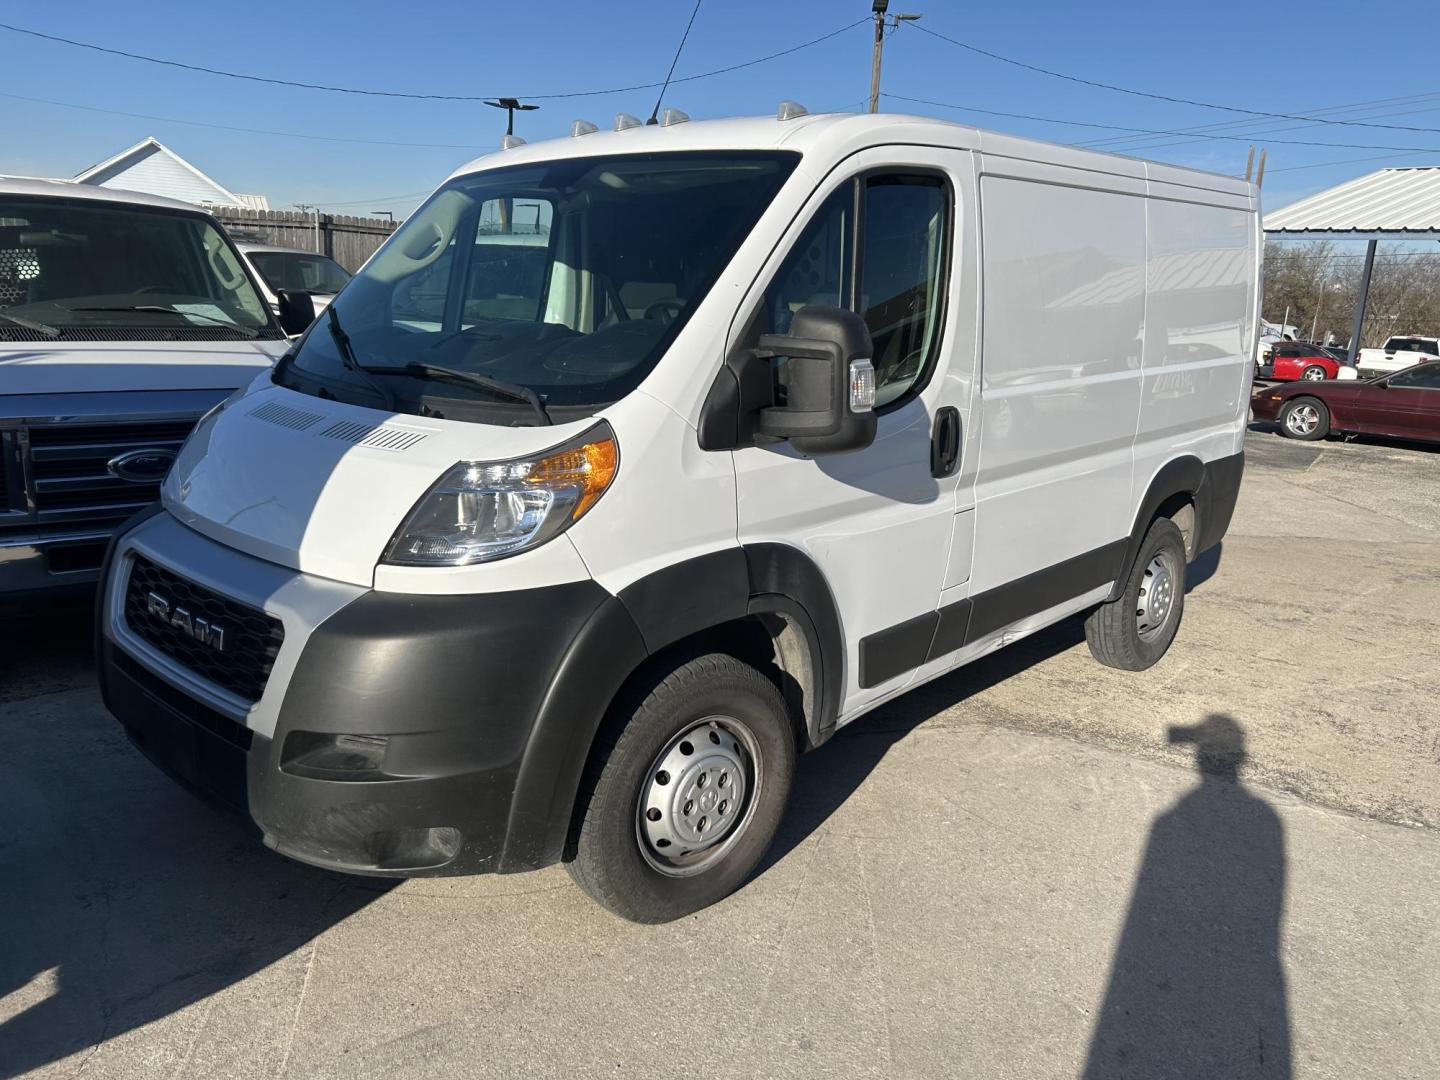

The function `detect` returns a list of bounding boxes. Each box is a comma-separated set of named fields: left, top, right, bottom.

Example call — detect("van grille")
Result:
left=123, top=555, right=284, bottom=703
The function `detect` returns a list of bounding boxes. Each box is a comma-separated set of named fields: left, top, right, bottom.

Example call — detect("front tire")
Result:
left=566, top=653, right=796, bottom=923
left=1280, top=397, right=1330, bottom=440
left=1085, top=518, right=1187, bottom=671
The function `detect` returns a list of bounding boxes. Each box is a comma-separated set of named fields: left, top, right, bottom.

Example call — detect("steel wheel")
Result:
left=635, top=716, right=761, bottom=878
left=1284, top=402, right=1321, bottom=436
left=1301, top=365, right=1327, bottom=381
left=1135, top=551, right=1180, bottom=642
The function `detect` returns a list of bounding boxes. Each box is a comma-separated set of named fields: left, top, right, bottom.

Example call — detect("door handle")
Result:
left=931, top=406, right=961, bottom=478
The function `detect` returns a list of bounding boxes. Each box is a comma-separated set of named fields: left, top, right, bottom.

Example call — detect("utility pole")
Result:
left=868, top=2, right=922, bottom=113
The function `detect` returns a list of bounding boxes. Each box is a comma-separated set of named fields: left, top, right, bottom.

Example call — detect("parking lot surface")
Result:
left=2, top=427, right=1437, bottom=1079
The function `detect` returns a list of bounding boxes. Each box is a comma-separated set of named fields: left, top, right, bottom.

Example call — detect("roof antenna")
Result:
left=484, top=97, right=539, bottom=137
left=647, top=0, right=702, bottom=125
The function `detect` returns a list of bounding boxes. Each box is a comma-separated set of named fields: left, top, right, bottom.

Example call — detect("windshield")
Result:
left=0, top=196, right=280, bottom=341
left=247, top=250, right=351, bottom=295
left=279, top=151, right=798, bottom=421
left=1384, top=337, right=1439, bottom=355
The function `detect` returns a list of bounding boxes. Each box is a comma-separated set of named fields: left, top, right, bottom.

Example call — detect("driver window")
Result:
left=1388, top=365, right=1440, bottom=389
left=761, top=173, right=950, bottom=412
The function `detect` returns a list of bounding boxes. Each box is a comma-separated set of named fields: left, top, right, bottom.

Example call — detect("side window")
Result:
left=764, top=187, right=854, bottom=336
left=862, top=177, right=948, bottom=406
left=1387, top=365, right=1440, bottom=389
left=761, top=172, right=951, bottom=412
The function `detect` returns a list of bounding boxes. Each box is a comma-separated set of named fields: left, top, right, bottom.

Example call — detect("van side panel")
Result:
left=1133, top=192, right=1254, bottom=510
left=971, top=169, right=1146, bottom=596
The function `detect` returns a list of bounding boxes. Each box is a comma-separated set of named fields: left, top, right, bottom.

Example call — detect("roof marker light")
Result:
left=500, top=134, right=526, bottom=150
left=658, top=107, right=690, bottom=127
left=777, top=100, right=809, bottom=121
left=614, top=113, right=643, bottom=132
left=571, top=119, right=599, bottom=137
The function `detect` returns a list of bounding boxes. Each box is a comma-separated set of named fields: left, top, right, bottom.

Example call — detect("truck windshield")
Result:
left=0, top=196, right=280, bottom=341
left=279, top=151, right=798, bottom=420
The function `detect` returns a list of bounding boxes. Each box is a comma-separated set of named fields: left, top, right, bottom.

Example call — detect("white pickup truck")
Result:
left=1356, top=335, right=1440, bottom=378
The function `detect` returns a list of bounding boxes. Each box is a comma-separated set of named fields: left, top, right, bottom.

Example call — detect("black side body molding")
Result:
left=857, top=538, right=1130, bottom=689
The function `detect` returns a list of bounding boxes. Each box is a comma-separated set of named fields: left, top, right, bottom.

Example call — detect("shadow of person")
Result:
left=1082, top=714, right=1291, bottom=1079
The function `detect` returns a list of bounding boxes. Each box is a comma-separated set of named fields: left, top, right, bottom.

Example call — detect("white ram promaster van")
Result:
left=97, top=109, right=1258, bottom=922
left=1, top=180, right=291, bottom=601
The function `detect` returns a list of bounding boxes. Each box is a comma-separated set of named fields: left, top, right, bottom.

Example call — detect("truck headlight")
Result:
left=385, top=422, right=618, bottom=566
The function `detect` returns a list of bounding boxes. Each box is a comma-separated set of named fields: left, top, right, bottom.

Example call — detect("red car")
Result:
left=1251, top=360, right=1440, bottom=442
left=1256, top=341, right=1350, bottom=382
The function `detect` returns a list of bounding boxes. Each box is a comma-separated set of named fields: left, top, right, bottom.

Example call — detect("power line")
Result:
left=1266, top=154, right=1440, bottom=175
left=0, top=90, right=481, bottom=149
left=0, top=18, right=867, bottom=103
left=903, top=21, right=1440, bottom=136
left=1079, top=91, right=1440, bottom=151
left=1088, top=99, right=1440, bottom=157
left=882, top=93, right=1440, bottom=154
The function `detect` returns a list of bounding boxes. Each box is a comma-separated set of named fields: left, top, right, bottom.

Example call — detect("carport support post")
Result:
left=1347, top=239, right=1378, bottom=364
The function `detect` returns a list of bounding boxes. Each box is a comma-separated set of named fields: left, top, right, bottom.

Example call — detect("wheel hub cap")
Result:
left=1136, top=554, right=1177, bottom=640
left=637, top=718, right=758, bottom=877
left=1287, top=405, right=1319, bottom=434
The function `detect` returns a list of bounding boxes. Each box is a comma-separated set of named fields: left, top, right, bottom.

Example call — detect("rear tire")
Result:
left=1280, top=396, right=1330, bottom=440
left=1085, top=518, right=1186, bottom=671
left=1301, top=365, right=1327, bottom=381
left=566, top=652, right=796, bottom=923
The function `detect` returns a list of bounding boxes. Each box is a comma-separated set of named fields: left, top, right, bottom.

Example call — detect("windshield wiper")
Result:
left=327, top=307, right=396, bottom=410
left=0, top=311, right=60, bottom=338
left=365, top=361, right=551, bottom=426
left=69, top=304, right=260, bottom=339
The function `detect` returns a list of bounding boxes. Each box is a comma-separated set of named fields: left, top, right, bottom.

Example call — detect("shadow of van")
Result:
left=0, top=608, right=392, bottom=1078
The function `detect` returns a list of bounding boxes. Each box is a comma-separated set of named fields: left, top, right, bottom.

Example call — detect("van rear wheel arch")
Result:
left=1109, top=456, right=1206, bottom=602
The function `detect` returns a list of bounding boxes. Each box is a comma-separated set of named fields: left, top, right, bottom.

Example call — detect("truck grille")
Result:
left=123, top=555, right=284, bottom=704
left=25, top=420, right=194, bottom=522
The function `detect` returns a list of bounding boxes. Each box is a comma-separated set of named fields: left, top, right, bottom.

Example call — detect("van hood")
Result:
left=0, top=339, right=286, bottom=396
left=163, top=381, right=594, bottom=586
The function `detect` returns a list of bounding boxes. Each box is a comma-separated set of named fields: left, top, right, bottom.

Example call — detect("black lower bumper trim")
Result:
left=106, top=644, right=258, bottom=820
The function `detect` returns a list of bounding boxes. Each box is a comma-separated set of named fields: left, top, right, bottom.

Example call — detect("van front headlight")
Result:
left=385, top=422, right=618, bottom=566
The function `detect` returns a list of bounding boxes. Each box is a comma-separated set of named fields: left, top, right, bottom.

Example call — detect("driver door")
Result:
left=730, top=146, right=979, bottom=719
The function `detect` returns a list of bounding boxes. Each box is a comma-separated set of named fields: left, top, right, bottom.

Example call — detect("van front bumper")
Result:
left=98, top=512, right=645, bottom=877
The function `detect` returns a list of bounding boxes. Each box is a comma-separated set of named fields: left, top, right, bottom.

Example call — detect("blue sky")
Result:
left=3, top=0, right=1437, bottom=219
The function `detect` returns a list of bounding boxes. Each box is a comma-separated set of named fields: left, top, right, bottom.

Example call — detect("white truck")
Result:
left=96, top=107, right=1258, bottom=922
left=1356, top=335, right=1440, bottom=379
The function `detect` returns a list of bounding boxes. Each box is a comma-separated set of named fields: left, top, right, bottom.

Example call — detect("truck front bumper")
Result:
left=98, top=511, right=642, bottom=877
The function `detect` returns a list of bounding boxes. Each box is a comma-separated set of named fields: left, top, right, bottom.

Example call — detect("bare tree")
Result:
left=1263, top=240, right=1440, bottom=346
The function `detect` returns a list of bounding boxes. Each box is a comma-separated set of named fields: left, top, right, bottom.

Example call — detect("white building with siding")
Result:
left=70, top=137, right=269, bottom=210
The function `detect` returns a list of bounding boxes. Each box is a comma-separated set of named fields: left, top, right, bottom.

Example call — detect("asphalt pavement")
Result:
left=1, top=426, right=1437, bottom=1079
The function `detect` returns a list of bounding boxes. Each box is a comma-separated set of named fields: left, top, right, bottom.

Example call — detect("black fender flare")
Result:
left=499, top=543, right=845, bottom=871
left=1107, top=455, right=1205, bottom=602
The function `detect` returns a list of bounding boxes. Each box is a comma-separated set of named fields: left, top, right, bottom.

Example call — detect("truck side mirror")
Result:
left=755, top=305, right=878, bottom=455
left=276, top=290, right=317, bottom=336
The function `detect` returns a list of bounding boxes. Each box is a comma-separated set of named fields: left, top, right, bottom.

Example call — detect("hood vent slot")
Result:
left=249, top=401, right=323, bottom=431
left=319, top=420, right=430, bottom=452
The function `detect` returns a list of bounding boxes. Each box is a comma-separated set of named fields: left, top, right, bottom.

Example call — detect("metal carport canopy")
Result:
left=1263, top=167, right=1440, bottom=360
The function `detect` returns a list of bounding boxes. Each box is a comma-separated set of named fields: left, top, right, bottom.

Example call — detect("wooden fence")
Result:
left=210, top=208, right=398, bottom=272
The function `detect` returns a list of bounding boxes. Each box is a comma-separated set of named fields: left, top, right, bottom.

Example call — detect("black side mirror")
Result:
left=276, top=290, right=317, bottom=336
left=755, top=305, right=877, bottom=456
